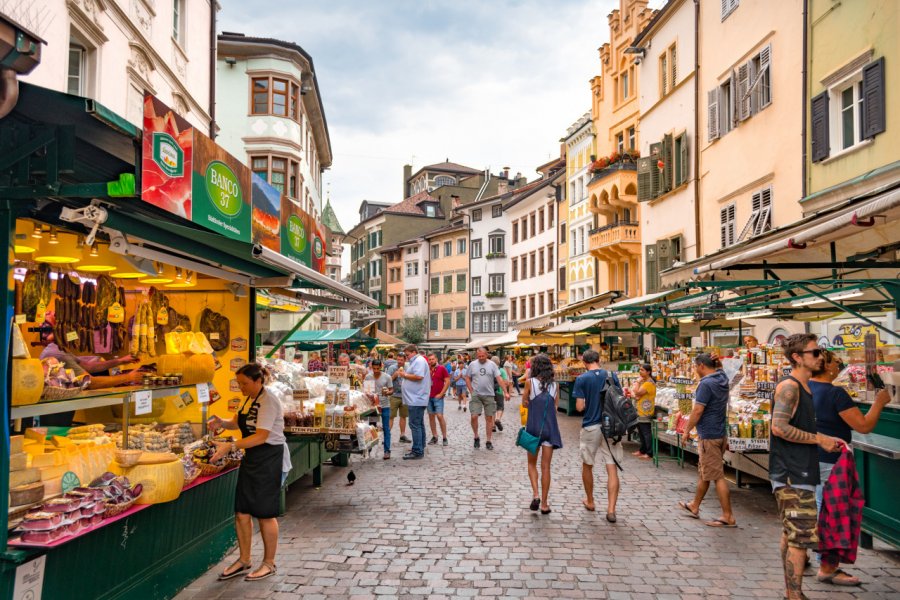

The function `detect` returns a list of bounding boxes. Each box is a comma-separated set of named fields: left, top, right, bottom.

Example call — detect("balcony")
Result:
left=486, top=252, right=507, bottom=259
left=587, top=161, right=638, bottom=216
left=589, top=221, right=641, bottom=262
left=485, top=291, right=506, bottom=298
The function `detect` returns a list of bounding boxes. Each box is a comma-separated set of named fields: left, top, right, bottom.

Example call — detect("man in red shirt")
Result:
left=427, top=353, right=450, bottom=446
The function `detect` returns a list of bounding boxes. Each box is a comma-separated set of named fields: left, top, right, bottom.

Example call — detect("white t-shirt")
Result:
left=241, top=387, right=292, bottom=473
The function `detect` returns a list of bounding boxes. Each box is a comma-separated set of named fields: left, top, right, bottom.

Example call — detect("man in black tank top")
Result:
left=770, top=334, right=847, bottom=600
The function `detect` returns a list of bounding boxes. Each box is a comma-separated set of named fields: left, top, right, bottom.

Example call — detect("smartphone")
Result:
left=867, top=372, right=885, bottom=390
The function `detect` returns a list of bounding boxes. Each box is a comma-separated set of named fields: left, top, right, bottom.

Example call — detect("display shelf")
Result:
left=7, top=503, right=151, bottom=549
left=11, top=383, right=206, bottom=420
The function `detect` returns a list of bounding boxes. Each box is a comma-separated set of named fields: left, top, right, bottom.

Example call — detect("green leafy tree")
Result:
left=397, top=315, right=427, bottom=345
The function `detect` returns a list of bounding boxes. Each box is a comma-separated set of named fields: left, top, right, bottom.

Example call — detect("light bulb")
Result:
left=31, top=224, right=43, bottom=239
left=48, top=227, right=59, bottom=245
left=175, top=267, right=183, bottom=280
left=90, top=243, right=99, bottom=257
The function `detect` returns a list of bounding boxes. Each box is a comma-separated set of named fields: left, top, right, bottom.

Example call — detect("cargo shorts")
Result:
left=469, top=394, right=497, bottom=417
left=390, top=396, right=408, bottom=419
left=774, top=485, right=819, bottom=549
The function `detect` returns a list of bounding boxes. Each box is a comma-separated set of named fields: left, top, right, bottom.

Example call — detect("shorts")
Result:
left=428, top=396, right=445, bottom=414
left=774, top=486, right=819, bottom=549
left=698, top=438, right=727, bottom=481
left=390, top=396, right=408, bottom=419
left=579, top=425, right=623, bottom=466
left=470, top=394, right=497, bottom=417
left=495, top=392, right=505, bottom=412
left=455, top=384, right=467, bottom=394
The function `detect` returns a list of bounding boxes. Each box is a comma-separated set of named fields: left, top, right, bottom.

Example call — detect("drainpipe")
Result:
left=208, top=0, right=217, bottom=139
left=800, top=0, right=809, bottom=198
left=692, top=0, right=702, bottom=259
left=0, top=68, right=17, bottom=119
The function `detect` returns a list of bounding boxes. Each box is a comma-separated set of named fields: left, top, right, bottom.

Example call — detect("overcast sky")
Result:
left=219, top=0, right=663, bottom=267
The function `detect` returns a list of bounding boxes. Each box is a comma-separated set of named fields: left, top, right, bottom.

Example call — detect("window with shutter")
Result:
left=862, top=57, right=886, bottom=139
left=737, top=63, right=751, bottom=120
left=660, top=54, right=668, bottom=98
left=662, top=133, right=674, bottom=193
left=708, top=89, right=720, bottom=141
left=721, top=0, right=739, bottom=20
left=737, top=193, right=760, bottom=242
left=649, top=143, right=662, bottom=198
left=657, top=238, right=672, bottom=272
left=757, top=45, right=771, bottom=109
left=637, top=157, right=652, bottom=201
left=671, top=45, right=677, bottom=87
left=676, top=134, right=688, bottom=186
left=645, top=244, right=659, bottom=294
left=753, top=188, right=772, bottom=236
left=811, top=91, right=830, bottom=162
left=720, top=204, right=736, bottom=248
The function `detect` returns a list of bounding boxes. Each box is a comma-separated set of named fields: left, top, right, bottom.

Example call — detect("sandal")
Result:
left=245, top=562, right=277, bottom=581
left=817, top=568, right=861, bottom=586
left=606, top=513, right=617, bottom=523
left=705, top=518, right=737, bottom=528
left=678, top=500, right=700, bottom=519
left=218, top=559, right=251, bottom=580
left=582, top=499, right=596, bottom=512
left=529, top=498, right=540, bottom=511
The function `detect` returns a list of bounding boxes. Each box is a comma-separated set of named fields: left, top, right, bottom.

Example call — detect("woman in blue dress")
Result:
left=522, top=354, right=563, bottom=514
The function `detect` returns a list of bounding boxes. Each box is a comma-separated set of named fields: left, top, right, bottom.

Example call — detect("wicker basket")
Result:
left=115, top=449, right=142, bottom=467
left=195, top=461, right=224, bottom=476
left=102, top=494, right=140, bottom=519
left=223, top=457, right=242, bottom=470
left=40, top=386, right=82, bottom=402
left=182, top=470, right=200, bottom=487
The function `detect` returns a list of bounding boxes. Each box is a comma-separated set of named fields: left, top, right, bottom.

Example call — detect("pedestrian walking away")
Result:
left=770, top=334, right=847, bottom=600
left=491, top=355, right=508, bottom=432
left=365, top=359, right=394, bottom=460
left=522, top=354, right=563, bottom=514
left=386, top=354, right=410, bottom=443
left=504, top=355, right=521, bottom=395
left=427, top=353, right=450, bottom=446
left=398, top=344, right=430, bottom=459
left=631, top=363, right=656, bottom=460
left=677, top=354, right=736, bottom=528
left=207, top=363, right=291, bottom=582
left=573, top=349, right=622, bottom=522
left=465, top=347, right=508, bottom=450
left=810, top=349, right=890, bottom=586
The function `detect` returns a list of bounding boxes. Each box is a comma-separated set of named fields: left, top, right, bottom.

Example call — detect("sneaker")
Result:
left=399, top=436, right=411, bottom=443
left=463, top=407, right=467, bottom=412
left=495, top=421, right=504, bottom=432
left=486, top=441, right=494, bottom=451
left=442, top=438, right=448, bottom=446
left=402, top=452, right=423, bottom=460
left=428, top=437, right=438, bottom=445
left=474, top=438, right=480, bottom=449
left=383, top=452, right=391, bottom=460
left=492, top=426, right=497, bottom=433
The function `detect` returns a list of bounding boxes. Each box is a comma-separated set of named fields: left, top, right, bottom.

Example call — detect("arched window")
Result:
left=433, top=175, right=456, bottom=187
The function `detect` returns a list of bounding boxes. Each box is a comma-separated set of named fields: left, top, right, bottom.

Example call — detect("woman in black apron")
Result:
left=208, top=363, right=287, bottom=582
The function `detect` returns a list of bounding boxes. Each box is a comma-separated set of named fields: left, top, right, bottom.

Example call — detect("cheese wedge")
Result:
left=50, top=435, right=74, bottom=448
left=10, top=435, right=24, bottom=454
left=42, top=476, right=63, bottom=498
left=24, top=428, right=47, bottom=442
left=24, top=443, right=46, bottom=457
left=10, top=467, right=40, bottom=488
left=9, top=452, right=27, bottom=471
left=38, top=464, right=69, bottom=481
left=31, top=452, right=61, bottom=468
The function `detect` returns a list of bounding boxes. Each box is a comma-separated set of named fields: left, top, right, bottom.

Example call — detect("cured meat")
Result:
left=94, top=275, right=117, bottom=327
left=22, top=265, right=51, bottom=321
left=198, top=308, right=229, bottom=352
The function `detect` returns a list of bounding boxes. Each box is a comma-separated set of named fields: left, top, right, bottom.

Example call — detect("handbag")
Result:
left=516, top=379, right=551, bottom=455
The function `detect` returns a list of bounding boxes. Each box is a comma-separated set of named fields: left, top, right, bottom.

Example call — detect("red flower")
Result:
left=657, top=160, right=665, bottom=170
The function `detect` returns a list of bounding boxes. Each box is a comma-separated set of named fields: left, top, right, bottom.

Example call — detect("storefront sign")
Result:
left=832, top=323, right=887, bottom=349
left=251, top=172, right=281, bottom=253
left=312, top=222, right=327, bottom=274
left=192, top=135, right=251, bottom=242
left=756, top=381, right=776, bottom=401
left=13, top=555, right=45, bottom=600
left=280, top=197, right=311, bottom=266
left=230, top=337, right=248, bottom=352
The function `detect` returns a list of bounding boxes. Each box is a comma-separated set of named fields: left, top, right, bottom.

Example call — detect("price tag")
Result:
left=107, top=302, right=124, bottom=323
left=65, top=331, right=79, bottom=342
left=156, top=306, right=169, bottom=325
left=134, top=390, right=152, bottom=415
left=14, top=314, right=26, bottom=324
left=209, top=332, right=220, bottom=341
left=35, top=302, right=47, bottom=322
left=196, top=383, right=210, bottom=404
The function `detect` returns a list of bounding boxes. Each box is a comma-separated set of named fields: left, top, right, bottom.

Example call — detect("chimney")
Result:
left=451, top=194, right=461, bottom=209
left=502, top=166, right=510, bottom=180
left=403, top=164, right=412, bottom=198
left=497, top=179, right=509, bottom=195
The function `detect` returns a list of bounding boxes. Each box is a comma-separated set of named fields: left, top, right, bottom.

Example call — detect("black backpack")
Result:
left=600, top=372, right=639, bottom=442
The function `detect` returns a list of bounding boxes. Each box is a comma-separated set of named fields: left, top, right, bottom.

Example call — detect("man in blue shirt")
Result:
left=573, top=349, right=622, bottom=522
left=397, top=344, right=430, bottom=459
left=678, top=354, right=735, bottom=528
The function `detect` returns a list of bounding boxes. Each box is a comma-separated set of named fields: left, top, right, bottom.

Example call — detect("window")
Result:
left=547, top=245, right=554, bottom=268
left=720, top=204, right=736, bottom=248
left=472, top=277, right=482, bottom=296
left=737, top=187, right=773, bottom=241
left=430, top=314, right=438, bottom=331
left=538, top=248, right=545, bottom=275
left=520, top=298, right=527, bottom=320
left=430, top=277, right=440, bottom=295
left=659, top=44, right=677, bottom=98
left=471, top=239, right=482, bottom=259
left=489, top=235, right=504, bottom=255
left=520, top=256, right=527, bottom=280
left=405, top=261, right=419, bottom=276
left=722, top=0, right=739, bottom=20
left=538, top=209, right=545, bottom=233
left=511, top=258, right=518, bottom=282
left=622, top=70, right=629, bottom=100
left=616, top=132, right=625, bottom=154
left=425, top=205, right=436, bottom=217
left=473, top=315, right=482, bottom=334
left=442, top=312, right=451, bottom=330
left=623, top=261, right=630, bottom=296
left=443, top=275, right=453, bottom=293
left=457, top=238, right=467, bottom=254
left=472, top=208, right=482, bottom=222
left=489, top=274, right=504, bottom=294
left=431, top=244, right=439, bottom=260
left=548, top=291, right=554, bottom=312
left=456, top=311, right=466, bottom=330
left=521, top=217, right=528, bottom=240
left=674, top=133, right=688, bottom=188
left=538, top=295, right=544, bottom=316
left=548, top=204, right=555, bottom=227
left=559, top=267, right=566, bottom=291
left=250, top=155, right=301, bottom=198
left=839, top=82, right=864, bottom=151
left=560, top=222, right=567, bottom=244
left=510, top=302, right=517, bottom=321
left=434, top=175, right=455, bottom=187
left=444, top=241, right=452, bottom=257
left=628, top=127, right=636, bottom=152
left=529, top=296, right=536, bottom=318
left=406, top=290, right=418, bottom=306
left=529, top=213, right=536, bottom=235
left=529, top=252, right=536, bottom=278
left=492, top=204, right=502, bottom=218
left=250, top=75, right=301, bottom=120
left=512, top=222, right=518, bottom=244
left=173, top=0, right=186, bottom=43
left=67, top=43, right=86, bottom=96
left=456, top=273, right=466, bottom=293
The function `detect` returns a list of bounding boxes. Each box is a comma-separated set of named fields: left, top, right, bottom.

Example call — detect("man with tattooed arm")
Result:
left=769, top=333, right=847, bottom=600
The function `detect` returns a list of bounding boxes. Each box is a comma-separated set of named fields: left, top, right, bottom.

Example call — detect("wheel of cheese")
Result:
left=108, top=458, right=184, bottom=504
left=12, top=359, right=44, bottom=406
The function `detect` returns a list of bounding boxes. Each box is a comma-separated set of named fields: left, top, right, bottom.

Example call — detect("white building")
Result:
left=216, top=32, right=331, bottom=221
left=20, top=0, right=214, bottom=131
left=319, top=198, right=350, bottom=329
left=400, top=238, right=429, bottom=322
left=563, top=113, right=598, bottom=304
left=507, top=170, right=564, bottom=330
left=632, top=0, right=697, bottom=293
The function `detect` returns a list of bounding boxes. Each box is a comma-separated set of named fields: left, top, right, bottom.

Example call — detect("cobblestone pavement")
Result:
left=176, top=393, right=900, bottom=599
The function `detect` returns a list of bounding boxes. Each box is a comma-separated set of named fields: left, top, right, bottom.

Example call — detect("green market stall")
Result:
left=0, top=84, right=375, bottom=598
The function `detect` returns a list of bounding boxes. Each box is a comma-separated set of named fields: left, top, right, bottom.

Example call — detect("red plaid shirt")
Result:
left=817, top=447, right=864, bottom=564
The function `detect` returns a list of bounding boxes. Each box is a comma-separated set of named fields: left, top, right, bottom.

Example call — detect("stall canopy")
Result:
left=286, top=328, right=376, bottom=347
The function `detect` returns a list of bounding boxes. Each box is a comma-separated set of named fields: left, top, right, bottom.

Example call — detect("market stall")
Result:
left=0, top=85, right=375, bottom=599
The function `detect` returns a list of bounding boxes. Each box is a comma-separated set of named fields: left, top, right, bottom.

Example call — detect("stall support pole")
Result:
left=265, top=307, right=320, bottom=358
left=0, top=200, right=15, bottom=551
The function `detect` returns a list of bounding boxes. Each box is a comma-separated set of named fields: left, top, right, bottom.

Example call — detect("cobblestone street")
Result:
left=177, top=396, right=900, bottom=600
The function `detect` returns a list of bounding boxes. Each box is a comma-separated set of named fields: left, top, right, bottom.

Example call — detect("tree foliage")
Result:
left=397, top=315, right=427, bottom=345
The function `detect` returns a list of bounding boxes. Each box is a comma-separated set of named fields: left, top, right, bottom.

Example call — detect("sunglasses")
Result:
left=799, top=348, right=824, bottom=358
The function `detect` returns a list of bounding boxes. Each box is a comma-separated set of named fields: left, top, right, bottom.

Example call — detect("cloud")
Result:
left=218, top=0, right=662, bottom=272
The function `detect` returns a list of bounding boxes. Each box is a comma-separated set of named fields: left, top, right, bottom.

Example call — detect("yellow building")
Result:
left=563, top=112, right=597, bottom=305
left=425, top=222, right=470, bottom=344
left=586, top=0, right=655, bottom=299
left=380, top=245, right=405, bottom=337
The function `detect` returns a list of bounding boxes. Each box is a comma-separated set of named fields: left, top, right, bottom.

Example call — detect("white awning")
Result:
left=472, top=330, right=520, bottom=349
left=577, top=290, right=678, bottom=319
left=543, top=318, right=603, bottom=334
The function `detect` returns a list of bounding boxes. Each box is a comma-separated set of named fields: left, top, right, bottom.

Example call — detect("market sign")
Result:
left=250, top=173, right=281, bottom=253
left=831, top=323, right=887, bottom=349
left=152, top=132, right=184, bottom=177
left=311, top=222, right=327, bottom=274
left=281, top=197, right=312, bottom=266
left=191, top=132, right=251, bottom=242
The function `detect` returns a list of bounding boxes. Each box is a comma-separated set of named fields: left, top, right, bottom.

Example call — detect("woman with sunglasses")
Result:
left=809, top=348, right=891, bottom=587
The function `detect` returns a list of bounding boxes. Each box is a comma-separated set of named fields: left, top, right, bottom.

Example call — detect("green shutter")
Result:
left=662, top=134, right=673, bottom=193
left=457, top=273, right=466, bottom=292
left=645, top=244, right=659, bottom=294
left=431, top=277, right=439, bottom=294
left=637, top=157, right=652, bottom=202
left=679, top=134, right=689, bottom=186
left=649, top=142, right=662, bottom=198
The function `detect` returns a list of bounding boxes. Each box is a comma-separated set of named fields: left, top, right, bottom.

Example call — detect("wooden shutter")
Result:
left=679, top=135, right=689, bottom=185
left=649, top=142, right=662, bottom=198
left=862, top=57, right=886, bottom=139
left=707, top=89, right=720, bottom=141
left=720, top=205, right=735, bottom=247
left=810, top=91, right=830, bottom=162
left=754, top=188, right=772, bottom=236
left=737, top=63, right=751, bottom=120
left=758, top=44, right=772, bottom=108
left=662, top=133, right=674, bottom=193
left=657, top=238, right=672, bottom=271
left=637, top=157, right=652, bottom=201
left=645, top=244, right=659, bottom=294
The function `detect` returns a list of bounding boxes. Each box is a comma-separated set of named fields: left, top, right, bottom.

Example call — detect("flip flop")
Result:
left=817, top=568, right=861, bottom=586
left=705, top=518, right=737, bottom=528
left=529, top=498, right=540, bottom=511
left=678, top=500, right=700, bottom=519
left=245, top=562, right=277, bottom=582
left=218, top=560, right=251, bottom=581
left=582, top=499, right=596, bottom=512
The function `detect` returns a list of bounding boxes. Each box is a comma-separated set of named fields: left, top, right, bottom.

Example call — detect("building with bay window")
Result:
left=562, top=112, right=597, bottom=305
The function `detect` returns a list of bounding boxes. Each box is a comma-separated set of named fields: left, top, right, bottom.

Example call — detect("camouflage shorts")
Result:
left=774, top=486, right=819, bottom=549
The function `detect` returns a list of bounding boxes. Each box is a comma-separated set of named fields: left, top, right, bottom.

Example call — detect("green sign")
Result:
left=152, top=132, right=184, bottom=177
left=205, top=161, right=243, bottom=217
left=287, top=215, right=307, bottom=253
left=313, top=236, right=324, bottom=259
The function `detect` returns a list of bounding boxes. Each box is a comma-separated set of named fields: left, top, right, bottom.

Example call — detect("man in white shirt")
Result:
left=397, top=344, right=430, bottom=459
